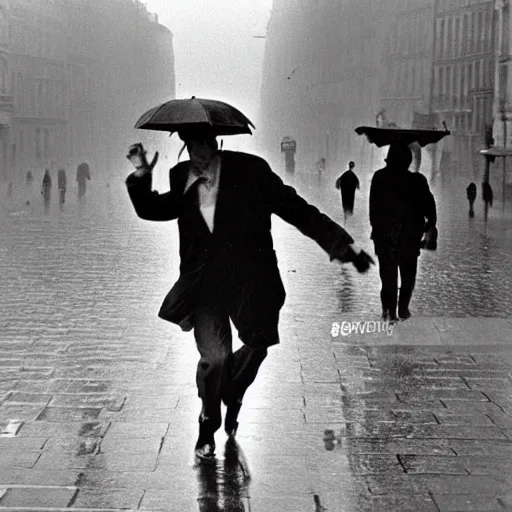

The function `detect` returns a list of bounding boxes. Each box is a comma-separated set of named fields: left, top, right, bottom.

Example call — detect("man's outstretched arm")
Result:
left=260, top=160, right=372, bottom=270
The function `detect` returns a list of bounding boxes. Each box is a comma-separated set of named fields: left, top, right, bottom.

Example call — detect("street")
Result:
left=1, top=171, right=512, bottom=511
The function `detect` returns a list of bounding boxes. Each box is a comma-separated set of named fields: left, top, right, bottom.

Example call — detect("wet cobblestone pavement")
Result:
left=0, top=175, right=511, bottom=511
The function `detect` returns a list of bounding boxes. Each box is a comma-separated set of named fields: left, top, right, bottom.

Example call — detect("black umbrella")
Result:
left=135, top=97, right=255, bottom=136
left=355, top=126, right=450, bottom=148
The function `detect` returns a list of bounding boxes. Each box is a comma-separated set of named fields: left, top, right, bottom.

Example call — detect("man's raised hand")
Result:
left=127, top=143, right=159, bottom=177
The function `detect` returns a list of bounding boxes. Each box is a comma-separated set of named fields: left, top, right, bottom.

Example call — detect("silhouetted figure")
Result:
left=467, top=182, right=477, bottom=217
left=370, top=143, right=437, bottom=322
left=482, top=182, right=493, bottom=208
left=76, top=162, right=91, bottom=199
left=125, top=129, right=373, bottom=464
left=26, top=171, right=33, bottom=186
left=335, top=161, right=360, bottom=223
left=41, top=169, right=52, bottom=211
left=57, top=169, right=67, bottom=206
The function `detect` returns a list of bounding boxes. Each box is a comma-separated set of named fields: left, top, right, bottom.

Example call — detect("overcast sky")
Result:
left=143, top=0, right=273, bottom=130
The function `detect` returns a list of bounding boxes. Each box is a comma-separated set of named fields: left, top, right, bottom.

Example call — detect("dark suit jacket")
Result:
left=126, top=150, right=354, bottom=348
left=369, top=165, right=437, bottom=252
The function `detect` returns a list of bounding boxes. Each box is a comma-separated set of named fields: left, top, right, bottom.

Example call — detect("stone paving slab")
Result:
left=0, top=487, right=77, bottom=508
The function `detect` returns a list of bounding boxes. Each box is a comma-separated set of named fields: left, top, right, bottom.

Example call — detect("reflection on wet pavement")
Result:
left=195, top=439, right=251, bottom=511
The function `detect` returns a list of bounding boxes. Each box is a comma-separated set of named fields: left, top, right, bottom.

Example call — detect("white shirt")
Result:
left=184, top=155, right=221, bottom=233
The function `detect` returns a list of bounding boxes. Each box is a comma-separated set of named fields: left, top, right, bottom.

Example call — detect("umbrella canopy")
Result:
left=135, top=97, right=255, bottom=136
left=355, top=126, right=450, bottom=148
left=480, top=147, right=512, bottom=158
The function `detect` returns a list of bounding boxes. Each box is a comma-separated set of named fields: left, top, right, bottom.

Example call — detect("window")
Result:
left=446, top=66, right=451, bottom=100
left=503, top=6, right=510, bottom=57
left=439, top=67, right=444, bottom=97
left=43, top=128, right=50, bottom=159
left=447, top=17, right=453, bottom=57
left=463, top=14, right=468, bottom=55
left=35, top=128, right=42, bottom=160
left=411, top=62, right=416, bottom=96
left=0, top=58, right=7, bottom=93
left=477, top=11, right=483, bottom=53
left=461, top=64, right=465, bottom=99
left=500, top=64, right=508, bottom=107
left=37, top=82, right=44, bottom=115
left=439, top=19, right=445, bottom=57
left=407, top=61, right=413, bottom=96
left=484, top=60, right=490, bottom=88
left=453, top=65, right=458, bottom=105
left=18, top=129, right=24, bottom=160
left=475, top=61, right=480, bottom=89
left=0, top=9, right=6, bottom=45
left=482, top=9, right=488, bottom=52
left=455, top=17, right=460, bottom=57
left=470, top=12, right=476, bottom=53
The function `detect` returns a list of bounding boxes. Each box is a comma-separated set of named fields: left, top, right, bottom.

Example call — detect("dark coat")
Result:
left=369, top=165, right=436, bottom=253
left=42, top=173, right=52, bottom=190
left=58, top=170, right=67, bottom=190
left=76, top=163, right=90, bottom=183
left=126, top=150, right=354, bottom=348
left=336, top=170, right=360, bottom=212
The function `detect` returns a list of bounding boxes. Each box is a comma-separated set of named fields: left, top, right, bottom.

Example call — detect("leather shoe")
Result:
left=398, top=308, right=411, bottom=321
left=225, top=399, right=243, bottom=437
left=195, top=415, right=216, bottom=463
left=382, top=309, right=398, bottom=323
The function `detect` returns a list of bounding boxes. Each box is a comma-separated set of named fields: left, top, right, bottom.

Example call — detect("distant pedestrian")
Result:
left=26, top=171, right=33, bottom=186
left=369, top=143, right=437, bottom=322
left=335, top=161, right=360, bottom=223
left=482, top=182, right=493, bottom=208
left=76, top=162, right=91, bottom=199
left=41, top=169, right=52, bottom=210
left=466, top=182, right=477, bottom=217
left=57, top=169, right=67, bottom=206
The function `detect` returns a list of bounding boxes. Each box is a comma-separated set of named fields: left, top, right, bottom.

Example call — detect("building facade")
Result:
left=431, top=0, right=495, bottom=178
left=259, top=0, right=394, bottom=182
left=378, top=0, right=436, bottom=129
left=491, top=0, right=512, bottom=200
left=495, top=0, right=512, bottom=148
left=1, top=0, right=175, bottom=184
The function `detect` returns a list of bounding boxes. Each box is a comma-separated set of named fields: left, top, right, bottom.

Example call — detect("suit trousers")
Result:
left=374, top=242, right=419, bottom=316
left=193, top=280, right=268, bottom=431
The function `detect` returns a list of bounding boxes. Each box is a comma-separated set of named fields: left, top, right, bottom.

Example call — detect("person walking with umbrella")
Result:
left=369, top=143, right=437, bottom=322
left=125, top=97, right=374, bottom=463
left=335, top=160, right=360, bottom=223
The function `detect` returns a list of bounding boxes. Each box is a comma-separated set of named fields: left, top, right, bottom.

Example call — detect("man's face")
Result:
left=186, top=137, right=216, bottom=169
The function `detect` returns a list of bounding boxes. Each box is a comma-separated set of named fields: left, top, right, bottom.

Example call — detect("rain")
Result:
left=1, top=1, right=512, bottom=511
